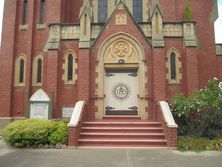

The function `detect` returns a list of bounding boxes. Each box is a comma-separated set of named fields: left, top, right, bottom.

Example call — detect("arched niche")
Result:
left=95, top=33, right=148, bottom=120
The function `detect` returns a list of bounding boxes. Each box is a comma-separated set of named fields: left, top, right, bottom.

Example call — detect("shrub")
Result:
left=214, top=139, right=222, bottom=151
left=3, top=119, right=68, bottom=148
left=48, top=121, right=68, bottom=145
left=177, top=137, right=214, bottom=152
left=171, top=79, right=222, bottom=138
left=184, top=0, right=192, bottom=20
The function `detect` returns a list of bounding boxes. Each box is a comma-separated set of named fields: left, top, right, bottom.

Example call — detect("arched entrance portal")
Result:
left=96, top=33, right=148, bottom=120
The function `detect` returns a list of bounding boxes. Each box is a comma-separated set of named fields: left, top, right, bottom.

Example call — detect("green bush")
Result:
left=184, top=0, right=192, bottom=20
left=214, top=139, right=222, bottom=151
left=177, top=137, right=214, bottom=152
left=171, top=79, right=222, bottom=138
left=3, top=119, right=68, bottom=148
left=48, top=121, right=68, bottom=145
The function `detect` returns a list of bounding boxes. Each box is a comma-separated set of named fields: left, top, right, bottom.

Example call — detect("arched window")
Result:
left=22, top=0, right=28, bottom=25
left=67, top=54, right=73, bottom=81
left=170, top=52, right=176, bottom=80
left=63, top=50, right=77, bottom=84
left=37, top=59, right=42, bottom=83
left=98, top=0, right=107, bottom=23
left=19, top=59, right=25, bottom=83
left=155, top=12, right=159, bottom=34
left=14, top=55, right=26, bottom=86
left=133, top=0, right=142, bottom=23
left=166, top=49, right=182, bottom=84
left=32, top=54, right=43, bottom=86
left=39, top=0, right=45, bottom=24
left=84, top=14, right=87, bottom=35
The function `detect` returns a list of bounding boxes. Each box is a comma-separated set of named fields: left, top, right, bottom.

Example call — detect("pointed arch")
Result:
left=63, top=50, right=78, bottom=84
left=14, top=53, right=26, bottom=86
left=166, top=48, right=182, bottom=84
left=32, top=54, right=44, bottom=86
left=95, top=33, right=148, bottom=120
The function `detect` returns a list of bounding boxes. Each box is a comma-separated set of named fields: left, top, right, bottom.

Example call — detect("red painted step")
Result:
left=78, top=139, right=167, bottom=147
left=103, top=115, right=141, bottom=120
left=77, top=118, right=167, bottom=148
left=82, top=121, right=161, bottom=127
left=80, top=132, right=165, bottom=139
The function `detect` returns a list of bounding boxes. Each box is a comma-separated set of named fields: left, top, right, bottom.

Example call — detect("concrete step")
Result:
left=81, top=127, right=163, bottom=133
left=78, top=139, right=167, bottom=147
left=80, top=132, right=165, bottom=139
left=82, top=121, right=161, bottom=127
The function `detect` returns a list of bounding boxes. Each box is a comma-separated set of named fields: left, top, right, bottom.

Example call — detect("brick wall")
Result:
left=0, top=0, right=218, bottom=120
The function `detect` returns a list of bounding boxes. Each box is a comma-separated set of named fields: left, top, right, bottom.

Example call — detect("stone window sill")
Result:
left=19, top=24, right=28, bottom=31
left=37, top=24, right=46, bottom=30
left=14, top=83, right=25, bottom=87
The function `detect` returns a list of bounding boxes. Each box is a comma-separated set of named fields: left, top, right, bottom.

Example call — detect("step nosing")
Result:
left=83, top=122, right=161, bottom=124
left=79, top=139, right=167, bottom=142
left=82, top=127, right=163, bottom=129
left=80, top=133, right=165, bottom=135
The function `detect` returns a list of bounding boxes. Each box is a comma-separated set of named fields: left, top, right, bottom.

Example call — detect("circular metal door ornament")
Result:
left=112, top=82, right=131, bottom=102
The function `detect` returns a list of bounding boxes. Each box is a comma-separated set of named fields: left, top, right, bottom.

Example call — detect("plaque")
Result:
left=30, top=103, right=49, bottom=119
left=62, top=107, right=74, bottom=118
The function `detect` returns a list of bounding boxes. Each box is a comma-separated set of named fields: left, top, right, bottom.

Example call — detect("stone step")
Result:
left=81, top=127, right=163, bottom=133
left=102, top=115, right=141, bottom=120
left=78, top=139, right=167, bottom=147
left=82, top=121, right=161, bottom=127
left=80, top=132, right=165, bottom=139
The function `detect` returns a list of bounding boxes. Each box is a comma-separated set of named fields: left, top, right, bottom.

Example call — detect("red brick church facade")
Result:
left=0, top=0, right=222, bottom=147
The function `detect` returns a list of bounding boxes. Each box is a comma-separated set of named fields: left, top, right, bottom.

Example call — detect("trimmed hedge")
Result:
left=3, top=119, right=68, bottom=148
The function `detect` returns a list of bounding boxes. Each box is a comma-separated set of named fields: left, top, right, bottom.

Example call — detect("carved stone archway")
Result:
left=95, top=33, right=148, bottom=120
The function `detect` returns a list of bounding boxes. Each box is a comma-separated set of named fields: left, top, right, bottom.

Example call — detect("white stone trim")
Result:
left=159, top=101, right=178, bottom=128
left=68, top=101, right=86, bottom=127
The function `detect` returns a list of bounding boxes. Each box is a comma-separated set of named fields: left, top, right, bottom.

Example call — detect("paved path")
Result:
left=0, top=140, right=222, bottom=167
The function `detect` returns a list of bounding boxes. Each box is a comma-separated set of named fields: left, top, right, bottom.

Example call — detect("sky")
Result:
left=0, top=0, right=222, bottom=44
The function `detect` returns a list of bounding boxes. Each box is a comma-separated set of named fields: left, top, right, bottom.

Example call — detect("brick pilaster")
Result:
left=0, top=0, right=17, bottom=117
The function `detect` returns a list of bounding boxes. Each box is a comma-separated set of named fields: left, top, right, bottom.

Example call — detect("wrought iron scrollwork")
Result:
left=105, top=72, right=115, bottom=77
left=128, top=106, right=138, bottom=112
left=105, top=106, right=115, bottom=112
left=128, top=72, right=137, bottom=77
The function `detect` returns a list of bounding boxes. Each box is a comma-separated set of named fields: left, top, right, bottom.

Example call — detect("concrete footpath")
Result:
left=0, top=139, right=222, bottom=167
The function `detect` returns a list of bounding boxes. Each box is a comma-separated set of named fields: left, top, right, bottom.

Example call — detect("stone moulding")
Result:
left=44, top=21, right=197, bottom=51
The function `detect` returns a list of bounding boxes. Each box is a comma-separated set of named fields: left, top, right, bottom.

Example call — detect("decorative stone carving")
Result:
left=104, top=39, right=139, bottom=64
left=61, top=26, right=80, bottom=39
left=183, top=21, right=197, bottom=47
left=115, top=14, right=127, bottom=25
left=111, top=41, right=131, bottom=57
